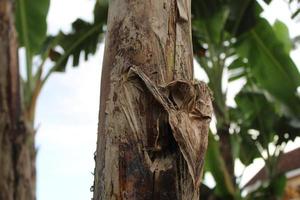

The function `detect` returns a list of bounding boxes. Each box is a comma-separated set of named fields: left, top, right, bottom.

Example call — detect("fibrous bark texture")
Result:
left=0, top=1, right=36, bottom=199
left=93, top=0, right=212, bottom=200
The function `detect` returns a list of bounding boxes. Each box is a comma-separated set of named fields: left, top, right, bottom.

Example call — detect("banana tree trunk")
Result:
left=93, top=0, right=212, bottom=199
left=0, top=0, right=36, bottom=199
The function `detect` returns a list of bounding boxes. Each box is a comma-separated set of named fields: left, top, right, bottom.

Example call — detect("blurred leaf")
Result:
left=275, top=117, right=300, bottom=144
left=234, top=90, right=277, bottom=148
left=205, top=133, right=235, bottom=197
left=226, top=0, right=262, bottom=36
left=227, top=109, right=261, bottom=166
left=235, top=89, right=277, bottom=133
left=235, top=18, right=300, bottom=117
left=200, top=184, right=221, bottom=200
left=229, top=133, right=241, bottom=161
left=192, top=6, right=229, bottom=45
left=228, top=69, right=246, bottom=82
left=54, top=19, right=104, bottom=71
left=15, top=0, right=50, bottom=54
left=231, top=87, right=300, bottom=155
left=95, top=0, right=109, bottom=4
left=247, top=174, right=286, bottom=199
left=273, top=20, right=292, bottom=54
left=48, top=1, right=108, bottom=73
left=263, top=0, right=272, bottom=3
left=227, top=58, right=248, bottom=81
left=239, top=129, right=261, bottom=165
left=39, top=36, right=61, bottom=60
left=192, top=0, right=228, bottom=19
left=271, top=174, right=287, bottom=197
left=94, top=0, right=109, bottom=24
left=227, top=57, right=246, bottom=70
left=292, top=8, right=300, bottom=19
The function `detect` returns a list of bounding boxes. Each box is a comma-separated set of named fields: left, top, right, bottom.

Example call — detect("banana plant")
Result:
left=15, top=0, right=108, bottom=128
left=191, top=0, right=300, bottom=199
left=15, top=0, right=50, bottom=126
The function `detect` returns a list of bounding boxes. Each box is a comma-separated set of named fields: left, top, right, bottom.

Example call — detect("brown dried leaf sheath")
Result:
left=127, top=67, right=213, bottom=189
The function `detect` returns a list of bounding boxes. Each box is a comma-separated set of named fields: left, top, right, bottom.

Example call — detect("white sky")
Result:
left=33, top=0, right=300, bottom=199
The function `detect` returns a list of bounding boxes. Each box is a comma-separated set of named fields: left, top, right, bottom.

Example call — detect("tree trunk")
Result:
left=93, top=0, right=212, bottom=200
left=0, top=0, right=36, bottom=199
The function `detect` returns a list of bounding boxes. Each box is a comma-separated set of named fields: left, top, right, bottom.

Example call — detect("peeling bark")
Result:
left=0, top=0, right=36, bottom=199
left=93, top=0, right=212, bottom=200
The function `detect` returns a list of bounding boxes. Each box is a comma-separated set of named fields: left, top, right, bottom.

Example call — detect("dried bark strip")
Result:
left=93, top=0, right=212, bottom=199
left=0, top=0, right=36, bottom=199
